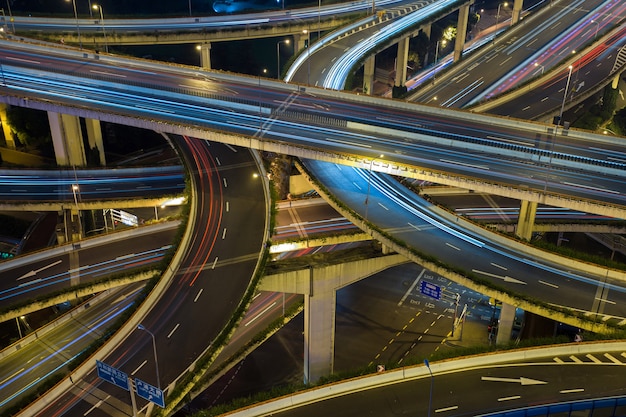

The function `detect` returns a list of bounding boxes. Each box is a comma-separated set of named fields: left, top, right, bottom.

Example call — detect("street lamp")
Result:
left=276, top=39, right=290, bottom=80
left=65, top=0, right=82, bottom=48
left=495, top=2, right=508, bottom=39
left=534, top=62, right=544, bottom=75
left=591, top=19, right=599, bottom=40
left=558, top=65, right=573, bottom=127
left=137, top=324, right=161, bottom=389
left=72, top=184, right=82, bottom=239
left=434, top=39, right=447, bottom=65
left=364, top=154, right=384, bottom=221
left=258, top=67, right=267, bottom=130
left=92, top=4, right=108, bottom=53
left=424, top=359, right=434, bottom=417
left=189, top=0, right=192, bottom=16
left=303, top=29, right=311, bottom=85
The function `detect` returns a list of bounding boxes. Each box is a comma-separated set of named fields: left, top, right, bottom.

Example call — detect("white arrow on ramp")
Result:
left=18, top=260, right=63, bottom=280
left=472, top=269, right=526, bottom=285
left=481, top=376, right=547, bottom=385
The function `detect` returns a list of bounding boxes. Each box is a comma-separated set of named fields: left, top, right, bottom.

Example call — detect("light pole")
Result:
left=137, top=324, right=161, bottom=389
left=5, top=0, right=14, bottom=34
left=189, top=0, right=192, bottom=16
left=65, top=0, right=82, bottom=48
left=434, top=39, right=446, bottom=65
left=558, top=65, right=573, bottom=127
left=92, top=4, right=108, bottom=53
left=424, top=359, right=433, bottom=417
left=258, top=67, right=266, bottom=130
left=72, top=184, right=82, bottom=239
left=494, top=2, right=508, bottom=39
left=276, top=39, right=290, bottom=80
left=364, top=154, right=383, bottom=221
left=303, top=28, right=311, bottom=85
left=591, top=19, right=599, bottom=40
left=318, top=0, right=321, bottom=40
left=534, top=62, right=544, bottom=75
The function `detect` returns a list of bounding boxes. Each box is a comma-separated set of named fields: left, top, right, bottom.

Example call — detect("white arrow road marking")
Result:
left=481, top=376, right=547, bottom=385
left=472, top=269, right=526, bottom=285
left=18, top=260, right=62, bottom=280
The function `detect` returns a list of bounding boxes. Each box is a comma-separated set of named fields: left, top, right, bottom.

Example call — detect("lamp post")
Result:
left=137, top=324, right=161, bottom=389
left=424, top=359, right=433, bottom=417
left=534, top=62, right=544, bottom=75
left=318, top=0, right=321, bottom=40
left=258, top=67, right=266, bottom=130
left=364, top=154, right=384, bottom=221
left=72, top=184, right=82, bottom=239
left=434, top=39, right=446, bottom=65
left=591, top=19, right=599, bottom=40
left=92, top=4, right=108, bottom=53
left=558, top=65, right=573, bottom=127
left=276, top=39, right=290, bottom=80
left=65, top=0, right=82, bottom=48
left=5, top=0, right=14, bottom=33
left=303, top=29, right=311, bottom=85
left=189, top=0, right=192, bottom=16
left=494, top=2, right=508, bottom=39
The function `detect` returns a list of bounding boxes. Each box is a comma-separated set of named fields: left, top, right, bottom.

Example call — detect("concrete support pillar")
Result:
left=294, top=33, right=307, bottom=51
left=516, top=200, right=537, bottom=241
left=511, top=0, right=523, bottom=25
left=0, top=104, right=15, bottom=149
left=84, top=118, right=106, bottom=166
left=394, top=37, right=410, bottom=87
left=496, top=302, right=516, bottom=345
left=48, top=111, right=86, bottom=167
left=304, top=272, right=336, bottom=384
left=198, top=42, right=212, bottom=70
left=363, top=55, right=376, bottom=95
left=454, top=4, right=470, bottom=62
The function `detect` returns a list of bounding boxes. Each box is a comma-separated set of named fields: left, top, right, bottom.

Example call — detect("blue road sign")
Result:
left=420, top=281, right=441, bottom=300
left=136, top=378, right=165, bottom=408
left=96, top=360, right=129, bottom=391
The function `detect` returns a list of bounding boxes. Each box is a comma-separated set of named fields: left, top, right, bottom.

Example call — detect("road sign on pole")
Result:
left=420, top=281, right=441, bottom=300
left=135, top=378, right=165, bottom=408
left=96, top=360, right=129, bottom=391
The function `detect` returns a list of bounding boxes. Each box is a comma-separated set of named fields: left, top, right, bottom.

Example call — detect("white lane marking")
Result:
left=132, top=360, right=147, bottom=375
left=594, top=296, right=616, bottom=305
left=245, top=302, right=277, bottom=326
left=490, top=262, right=507, bottom=271
left=482, top=376, right=547, bottom=385
left=560, top=388, right=585, bottom=394
left=222, top=228, right=227, bottom=239
left=84, top=395, right=110, bottom=416
left=562, top=181, right=619, bottom=194
left=398, top=269, right=426, bottom=306
left=223, top=178, right=228, bottom=187
left=215, top=157, right=221, bottom=166
left=445, top=243, right=460, bottom=251
left=353, top=182, right=362, bottom=190
left=18, top=260, right=63, bottom=280
left=90, top=70, right=127, bottom=78
left=167, top=323, right=180, bottom=338
left=472, top=269, right=526, bottom=285
left=212, top=257, right=219, bottom=269
left=440, top=159, right=488, bottom=170
left=377, top=202, right=389, bottom=210
left=226, top=201, right=229, bottom=212
left=193, top=288, right=203, bottom=303
left=498, top=395, right=521, bottom=402
left=539, top=280, right=559, bottom=289
left=1, top=368, right=24, bottom=385
left=435, top=405, right=459, bottom=413
left=408, top=222, right=421, bottom=231
left=225, top=144, right=238, bottom=152
left=6, top=56, right=40, bottom=64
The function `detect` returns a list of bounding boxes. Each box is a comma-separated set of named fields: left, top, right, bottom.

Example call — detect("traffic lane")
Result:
left=275, top=201, right=353, bottom=239
left=0, top=284, right=142, bottom=412
left=305, top=160, right=626, bottom=320
left=6, top=44, right=626, bottom=196
left=40, top=139, right=266, bottom=417
left=273, top=360, right=626, bottom=417
left=0, top=228, right=177, bottom=308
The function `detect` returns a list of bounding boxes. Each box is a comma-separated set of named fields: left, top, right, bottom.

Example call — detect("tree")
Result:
left=5, top=106, right=51, bottom=148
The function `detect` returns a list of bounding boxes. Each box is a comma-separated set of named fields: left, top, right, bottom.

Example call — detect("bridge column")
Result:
left=495, top=302, right=516, bottom=345
left=304, top=269, right=336, bottom=384
left=294, top=33, right=307, bottom=51
left=454, top=3, right=470, bottom=61
left=511, top=0, right=523, bottom=25
left=363, top=55, right=376, bottom=95
left=516, top=200, right=537, bottom=241
left=198, top=42, right=212, bottom=70
left=613, top=73, right=621, bottom=89
left=85, top=118, right=106, bottom=166
left=0, top=104, right=15, bottom=149
left=394, top=37, right=410, bottom=88
left=48, top=111, right=87, bottom=167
